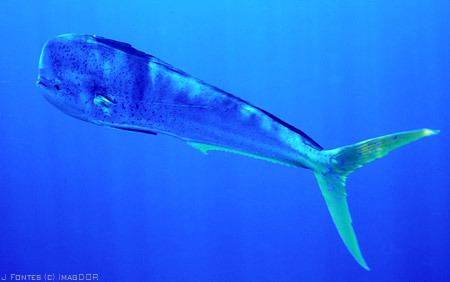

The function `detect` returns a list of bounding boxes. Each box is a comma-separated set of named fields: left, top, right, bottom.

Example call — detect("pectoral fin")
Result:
left=94, top=95, right=116, bottom=115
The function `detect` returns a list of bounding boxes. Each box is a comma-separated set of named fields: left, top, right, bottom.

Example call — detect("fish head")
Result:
left=37, top=34, right=121, bottom=124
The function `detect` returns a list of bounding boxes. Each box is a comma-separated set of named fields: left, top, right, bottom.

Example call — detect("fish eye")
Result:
left=54, top=84, right=61, bottom=91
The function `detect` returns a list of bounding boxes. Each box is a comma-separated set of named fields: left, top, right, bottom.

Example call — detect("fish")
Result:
left=36, top=33, right=439, bottom=270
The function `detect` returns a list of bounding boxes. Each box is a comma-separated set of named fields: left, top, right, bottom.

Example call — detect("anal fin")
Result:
left=187, top=141, right=296, bottom=167
left=187, top=142, right=216, bottom=154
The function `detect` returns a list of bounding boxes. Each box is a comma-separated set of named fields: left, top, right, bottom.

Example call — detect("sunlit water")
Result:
left=0, top=1, right=449, bottom=281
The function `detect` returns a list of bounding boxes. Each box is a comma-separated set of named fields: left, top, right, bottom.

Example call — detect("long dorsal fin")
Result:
left=93, top=35, right=189, bottom=76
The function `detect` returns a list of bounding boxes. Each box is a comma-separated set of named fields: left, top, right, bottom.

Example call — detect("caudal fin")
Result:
left=314, top=128, right=439, bottom=270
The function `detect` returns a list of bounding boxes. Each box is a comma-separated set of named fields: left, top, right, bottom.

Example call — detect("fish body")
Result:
left=38, top=34, right=323, bottom=170
left=37, top=34, right=439, bottom=270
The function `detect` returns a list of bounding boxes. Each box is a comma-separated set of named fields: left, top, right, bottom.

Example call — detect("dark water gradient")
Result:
left=0, top=1, right=449, bottom=281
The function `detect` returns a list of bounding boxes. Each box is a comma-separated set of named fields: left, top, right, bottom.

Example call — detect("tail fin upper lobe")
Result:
left=314, top=128, right=439, bottom=270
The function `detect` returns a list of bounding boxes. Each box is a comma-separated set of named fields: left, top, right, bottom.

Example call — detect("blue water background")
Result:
left=0, top=1, right=449, bottom=281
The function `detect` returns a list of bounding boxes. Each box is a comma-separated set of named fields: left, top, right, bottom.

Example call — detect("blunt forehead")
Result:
left=45, top=34, right=152, bottom=74
left=41, top=34, right=152, bottom=104
left=52, top=35, right=113, bottom=57
left=45, top=35, right=117, bottom=74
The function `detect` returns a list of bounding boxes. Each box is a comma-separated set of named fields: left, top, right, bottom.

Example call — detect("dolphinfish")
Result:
left=37, top=34, right=439, bottom=270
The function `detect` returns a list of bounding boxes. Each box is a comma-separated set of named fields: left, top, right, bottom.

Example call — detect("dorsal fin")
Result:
left=92, top=35, right=188, bottom=76
left=93, top=35, right=154, bottom=60
left=255, top=107, right=323, bottom=150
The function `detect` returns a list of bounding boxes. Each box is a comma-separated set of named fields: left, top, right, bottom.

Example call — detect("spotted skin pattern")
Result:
left=37, top=34, right=439, bottom=270
left=38, top=34, right=324, bottom=169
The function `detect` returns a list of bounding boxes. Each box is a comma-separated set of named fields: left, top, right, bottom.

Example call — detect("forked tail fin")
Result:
left=314, top=128, right=439, bottom=270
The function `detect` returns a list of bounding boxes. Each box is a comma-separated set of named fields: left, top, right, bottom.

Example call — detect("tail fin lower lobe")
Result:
left=314, top=128, right=439, bottom=270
